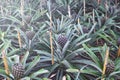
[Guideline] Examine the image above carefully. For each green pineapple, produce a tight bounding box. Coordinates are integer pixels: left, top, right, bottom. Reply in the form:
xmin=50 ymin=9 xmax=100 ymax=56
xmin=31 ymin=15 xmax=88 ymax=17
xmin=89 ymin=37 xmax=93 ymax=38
xmin=57 ymin=34 xmax=68 ymax=48
xmin=12 ymin=63 xmax=25 ymax=79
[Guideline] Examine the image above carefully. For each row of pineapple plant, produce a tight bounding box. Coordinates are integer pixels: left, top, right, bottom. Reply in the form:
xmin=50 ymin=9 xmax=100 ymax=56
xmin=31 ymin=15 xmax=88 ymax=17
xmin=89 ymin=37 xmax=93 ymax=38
xmin=0 ymin=0 xmax=120 ymax=80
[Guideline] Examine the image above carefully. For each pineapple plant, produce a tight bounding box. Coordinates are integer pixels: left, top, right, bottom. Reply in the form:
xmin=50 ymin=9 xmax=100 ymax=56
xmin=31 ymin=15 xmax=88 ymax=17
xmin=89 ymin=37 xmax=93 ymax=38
xmin=35 ymin=14 xmax=91 ymax=79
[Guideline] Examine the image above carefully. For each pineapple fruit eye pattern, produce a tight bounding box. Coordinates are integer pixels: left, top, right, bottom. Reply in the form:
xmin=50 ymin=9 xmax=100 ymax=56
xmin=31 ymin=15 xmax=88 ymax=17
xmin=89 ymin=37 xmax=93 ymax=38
xmin=0 ymin=0 xmax=120 ymax=80
xmin=12 ymin=63 xmax=25 ymax=79
xmin=105 ymin=62 xmax=115 ymax=76
xmin=57 ymin=34 xmax=68 ymax=48
xmin=26 ymin=31 xmax=35 ymax=40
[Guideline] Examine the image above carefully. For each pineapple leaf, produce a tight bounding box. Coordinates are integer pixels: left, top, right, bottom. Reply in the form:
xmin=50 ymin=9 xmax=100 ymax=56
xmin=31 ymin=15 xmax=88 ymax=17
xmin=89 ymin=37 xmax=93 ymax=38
xmin=66 ymin=69 xmax=79 ymax=73
xmin=25 ymin=55 xmax=40 ymax=75
xmin=21 ymin=51 xmax=29 ymax=67
xmin=30 ymin=69 xmax=49 ymax=78
xmin=82 ymin=44 xmax=101 ymax=68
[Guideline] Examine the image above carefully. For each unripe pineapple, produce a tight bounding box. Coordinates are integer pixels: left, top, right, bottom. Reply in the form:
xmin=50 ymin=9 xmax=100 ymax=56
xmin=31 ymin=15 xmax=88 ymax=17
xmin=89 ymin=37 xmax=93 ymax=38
xmin=26 ymin=31 xmax=35 ymax=40
xmin=105 ymin=62 xmax=115 ymax=75
xmin=57 ymin=34 xmax=68 ymax=47
xmin=12 ymin=63 xmax=25 ymax=79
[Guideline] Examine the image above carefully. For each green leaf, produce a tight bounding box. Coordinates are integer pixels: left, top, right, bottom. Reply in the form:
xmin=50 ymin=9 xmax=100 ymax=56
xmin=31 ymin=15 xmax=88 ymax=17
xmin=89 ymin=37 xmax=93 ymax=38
xmin=62 ymin=60 xmax=72 ymax=68
xmin=25 ymin=55 xmax=40 ymax=75
xmin=71 ymin=60 xmax=102 ymax=72
xmin=71 ymin=34 xmax=87 ymax=47
xmin=30 ymin=69 xmax=49 ymax=78
xmin=109 ymin=71 xmax=120 ymax=77
xmin=76 ymin=38 xmax=91 ymax=47
xmin=47 ymin=63 xmax=60 ymax=77
xmin=2 ymin=40 xmax=11 ymax=51
xmin=65 ymin=48 xmax=84 ymax=59
xmin=66 ymin=69 xmax=79 ymax=73
xmin=62 ymin=41 xmax=70 ymax=54
xmin=21 ymin=51 xmax=29 ymax=67
xmin=21 ymin=77 xmax=30 ymax=80
xmin=82 ymin=44 xmax=101 ymax=69
xmin=88 ymin=22 xmax=97 ymax=36
xmin=0 ymin=69 xmax=6 ymax=77
xmin=0 ymin=68 xmax=14 ymax=80
xmin=42 ymin=78 xmax=49 ymax=80
xmin=7 ymin=49 xmax=20 ymax=56
xmin=66 ymin=74 xmax=71 ymax=80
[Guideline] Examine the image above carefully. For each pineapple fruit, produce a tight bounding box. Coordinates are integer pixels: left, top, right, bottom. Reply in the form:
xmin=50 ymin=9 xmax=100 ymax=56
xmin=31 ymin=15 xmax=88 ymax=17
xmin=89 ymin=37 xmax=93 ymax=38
xmin=105 ymin=62 xmax=115 ymax=75
xmin=12 ymin=63 xmax=25 ymax=79
xmin=26 ymin=31 xmax=35 ymax=40
xmin=57 ymin=34 xmax=68 ymax=48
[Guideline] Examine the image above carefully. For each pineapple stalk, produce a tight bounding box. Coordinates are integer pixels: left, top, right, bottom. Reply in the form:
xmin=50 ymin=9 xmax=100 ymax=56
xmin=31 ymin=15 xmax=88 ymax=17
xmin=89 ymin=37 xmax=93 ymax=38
xmin=0 ymin=6 xmax=4 ymax=16
xmin=115 ymin=0 xmax=117 ymax=5
xmin=20 ymin=0 xmax=24 ymax=26
xmin=17 ymin=31 xmax=22 ymax=48
xmin=105 ymin=1 xmax=108 ymax=19
xmin=98 ymin=0 xmax=100 ymax=4
xmin=2 ymin=50 xmax=10 ymax=80
xmin=117 ymin=38 xmax=120 ymax=57
xmin=78 ymin=18 xmax=80 ymax=24
xmin=117 ymin=46 xmax=120 ymax=57
xmin=19 ymin=0 xmax=24 ymax=62
xmin=102 ymin=47 xmax=109 ymax=80
xmin=92 ymin=9 xmax=95 ymax=24
xmin=83 ymin=0 xmax=86 ymax=17
xmin=77 ymin=18 xmax=80 ymax=34
xmin=49 ymin=0 xmax=54 ymax=65
xmin=50 ymin=15 xmax=54 ymax=65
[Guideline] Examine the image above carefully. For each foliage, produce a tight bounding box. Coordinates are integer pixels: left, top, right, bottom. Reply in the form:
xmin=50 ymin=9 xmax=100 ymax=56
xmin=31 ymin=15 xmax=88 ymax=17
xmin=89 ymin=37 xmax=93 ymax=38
xmin=0 ymin=0 xmax=120 ymax=80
